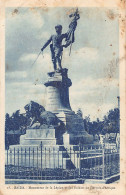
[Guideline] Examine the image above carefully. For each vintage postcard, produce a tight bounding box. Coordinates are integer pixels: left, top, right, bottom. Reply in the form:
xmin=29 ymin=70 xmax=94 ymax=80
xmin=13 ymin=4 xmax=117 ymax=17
xmin=0 ymin=0 xmax=125 ymax=195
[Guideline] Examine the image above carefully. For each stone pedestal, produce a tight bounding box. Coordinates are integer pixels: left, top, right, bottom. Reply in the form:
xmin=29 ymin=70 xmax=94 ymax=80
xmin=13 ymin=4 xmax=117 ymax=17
xmin=9 ymin=127 xmax=58 ymax=151
xmin=44 ymin=69 xmax=76 ymax=128
xmin=44 ymin=69 xmax=72 ymax=117
xmin=20 ymin=128 xmax=57 ymax=146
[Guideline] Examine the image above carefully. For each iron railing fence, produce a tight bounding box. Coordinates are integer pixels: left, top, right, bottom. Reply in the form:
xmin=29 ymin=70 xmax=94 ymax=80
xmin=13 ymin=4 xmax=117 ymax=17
xmin=5 ymin=144 xmax=120 ymax=180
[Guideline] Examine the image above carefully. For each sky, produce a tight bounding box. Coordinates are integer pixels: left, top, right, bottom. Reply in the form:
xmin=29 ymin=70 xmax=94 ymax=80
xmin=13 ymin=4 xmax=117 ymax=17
xmin=5 ymin=7 xmax=119 ymax=121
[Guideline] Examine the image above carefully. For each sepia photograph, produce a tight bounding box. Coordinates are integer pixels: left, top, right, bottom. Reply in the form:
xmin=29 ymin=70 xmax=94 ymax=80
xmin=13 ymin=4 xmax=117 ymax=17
xmin=0 ymin=0 xmax=125 ymax=195
xmin=5 ymin=6 xmax=120 ymax=184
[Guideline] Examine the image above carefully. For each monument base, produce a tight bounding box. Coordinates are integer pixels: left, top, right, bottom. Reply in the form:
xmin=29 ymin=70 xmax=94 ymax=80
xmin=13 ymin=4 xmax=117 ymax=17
xmin=20 ymin=128 xmax=57 ymax=146
xmin=9 ymin=127 xmax=59 ymax=151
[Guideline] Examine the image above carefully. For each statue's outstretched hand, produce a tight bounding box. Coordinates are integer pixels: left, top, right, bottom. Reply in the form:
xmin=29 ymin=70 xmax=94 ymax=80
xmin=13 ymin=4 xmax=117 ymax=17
xmin=41 ymin=48 xmax=44 ymax=52
xmin=62 ymin=41 xmax=71 ymax=49
xmin=62 ymin=45 xmax=67 ymax=49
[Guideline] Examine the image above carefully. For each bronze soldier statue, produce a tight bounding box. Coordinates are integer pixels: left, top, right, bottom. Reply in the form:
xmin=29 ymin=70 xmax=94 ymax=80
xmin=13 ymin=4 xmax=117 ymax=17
xmin=41 ymin=9 xmax=80 ymax=71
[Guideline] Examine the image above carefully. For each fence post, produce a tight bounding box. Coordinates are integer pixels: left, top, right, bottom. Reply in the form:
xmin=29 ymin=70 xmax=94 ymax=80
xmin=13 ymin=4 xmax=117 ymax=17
xmin=25 ymin=148 xmax=26 ymax=167
xmin=28 ymin=147 xmax=30 ymax=179
xmin=102 ymin=145 xmax=105 ymax=180
xmin=40 ymin=141 xmax=42 ymax=179
xmin=14 ymin=148 xmax=15 ymax=166
xmin=49 ymin=148 xmax=51 ymax=168
xmin=45 ymin=147 xmax=46 ymax=169
xmin=53 ymin=147 xmax=55 ymax=169
xmin=7 ymin=148 xmax=8 ymax=166
xmin=37 ymin=147 xmax=38 ymax=169
xmin=18 ymin=149 xmax=19 ymax=172
xmin=79 ymin=142 xmax=81 ymax=177
xmin=57 ymin=148 xmax=59 ymax=169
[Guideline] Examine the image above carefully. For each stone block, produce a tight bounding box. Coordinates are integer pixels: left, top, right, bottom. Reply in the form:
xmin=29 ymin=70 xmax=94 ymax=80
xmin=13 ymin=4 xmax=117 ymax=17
xmin=19 ymin=128 xmax=57 ymax=146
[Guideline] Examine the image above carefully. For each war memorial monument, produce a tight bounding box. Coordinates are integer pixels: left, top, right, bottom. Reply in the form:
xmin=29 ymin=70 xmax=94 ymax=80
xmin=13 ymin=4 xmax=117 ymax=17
xmin=5 ymin=8 xmax=120 ymax=184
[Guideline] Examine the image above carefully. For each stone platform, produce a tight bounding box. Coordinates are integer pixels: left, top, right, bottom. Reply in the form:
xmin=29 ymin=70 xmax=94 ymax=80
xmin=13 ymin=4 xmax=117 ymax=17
xmin=44 ymin=68 xmax=72 ymax=121
xmin=19 ymin=128 xmax=57 ymax=146
xmin=9 ymin=127 xmax=59 ymax=151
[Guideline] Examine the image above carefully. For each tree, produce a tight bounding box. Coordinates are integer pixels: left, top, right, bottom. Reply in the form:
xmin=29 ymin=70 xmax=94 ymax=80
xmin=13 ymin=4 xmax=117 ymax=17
xmin=5 ymin=113 xmax=11 ymax=132
xmin=102 ymin=108 xmax=119 ymax=134
xmin=83 ymin=108 xmax=119 ymax=135
xmin=77 ymin=108 xmax=83 ymax=118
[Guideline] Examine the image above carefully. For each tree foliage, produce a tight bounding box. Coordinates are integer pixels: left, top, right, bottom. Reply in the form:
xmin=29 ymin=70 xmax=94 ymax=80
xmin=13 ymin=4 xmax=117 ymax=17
xmin=84 ymin=108 xmax=120 ymax=135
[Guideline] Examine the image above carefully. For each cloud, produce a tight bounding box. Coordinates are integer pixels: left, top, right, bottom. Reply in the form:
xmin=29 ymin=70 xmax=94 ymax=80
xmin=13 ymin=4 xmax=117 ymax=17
xmin=61 ymin=46 xmax=100 ymax=82
xmin=70 ymin=77 xmax=119 ymax=100
xmin=62 ymin=46 xmax=99 ymax=65
xmin=19 ymin=52 xmax=53 ymax=82
xmin=36 ymin=31 xmax=51 ymax=40
xmin=6 ymin=81 xmax=31 ymax=88
xmin=6 ymin=71 xmax=27 ymax=79
xmin=6 ymin=81 xmax=45 ymax=94
xmin=76 ymin=47 xmax=99 ymax=61
xmin=19 ymin=53 xmax=37 ymax=62
xmin=6 ymin=81 xmax=46 ymax=115
xmin=75 ymin=77 xmax=119 ymax=90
